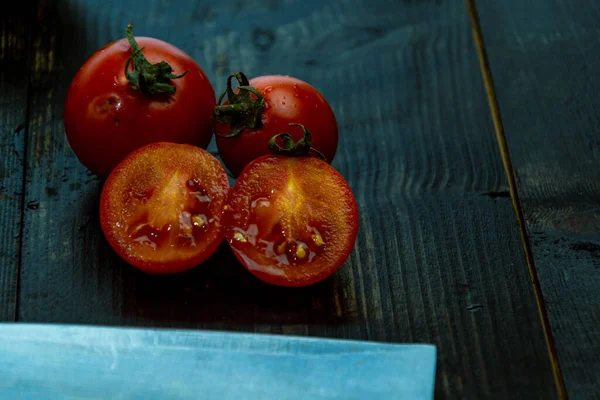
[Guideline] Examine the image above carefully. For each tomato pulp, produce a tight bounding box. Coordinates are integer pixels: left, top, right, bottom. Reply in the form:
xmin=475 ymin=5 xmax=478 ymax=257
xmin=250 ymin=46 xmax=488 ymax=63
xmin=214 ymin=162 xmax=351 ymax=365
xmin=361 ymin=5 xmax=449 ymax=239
xmin=100 ymin=143 xmax=229 ymax=274
xmin=214 ymin=75 xmax=338 ymax=177
xmin=65 ymin=32 xmax=215 ymax=177
xmin=224 ymin=155 xmax=358 ymax=286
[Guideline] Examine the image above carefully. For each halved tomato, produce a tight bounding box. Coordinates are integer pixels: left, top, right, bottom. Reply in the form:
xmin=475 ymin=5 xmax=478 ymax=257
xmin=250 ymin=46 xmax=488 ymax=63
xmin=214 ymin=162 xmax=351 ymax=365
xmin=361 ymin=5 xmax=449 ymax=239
xmin=224 ymin=155 xmax=358 ymax=287
xmin=100 ymin=142 xmax=229 ymax=274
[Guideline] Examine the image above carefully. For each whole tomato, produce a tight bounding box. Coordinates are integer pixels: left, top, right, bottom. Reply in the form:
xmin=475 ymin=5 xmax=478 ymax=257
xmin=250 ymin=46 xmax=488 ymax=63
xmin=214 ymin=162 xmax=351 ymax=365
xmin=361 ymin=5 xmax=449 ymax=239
xmin=64 ymin=24 xmax=215 ymax=177
xmin=213 ymin=73 xmax=338 ymax=177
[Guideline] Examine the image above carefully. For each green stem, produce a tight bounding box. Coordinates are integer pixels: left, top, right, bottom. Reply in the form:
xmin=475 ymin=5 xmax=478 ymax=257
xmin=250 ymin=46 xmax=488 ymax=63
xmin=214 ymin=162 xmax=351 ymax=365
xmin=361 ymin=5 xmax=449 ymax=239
xmin=212 ymin=72 xmax=265 ymax=138
xmin=124 ymin=23 xmax=187 ymax=95
xmin=213 ymin=104 xmax=244 ymax=116
xmin=268 ymin=124 xmax=327 ymax=161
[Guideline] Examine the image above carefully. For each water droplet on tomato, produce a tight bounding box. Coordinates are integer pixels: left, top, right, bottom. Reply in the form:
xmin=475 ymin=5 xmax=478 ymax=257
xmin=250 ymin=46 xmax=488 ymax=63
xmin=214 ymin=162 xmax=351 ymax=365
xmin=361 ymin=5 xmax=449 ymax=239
xmin=260 ymin=239 xmax=276 ymax=257
xmin=192 ymin=192 xmax=211 ymax=203
xmin=247 ymin=224 xmax=259 ymax=236
xmin=251 ymin=197 xmax=270 ymax=209
xmin=177 ymin=232 xmax=196 ymax=247
xmin=179 ymin=211 xmax=193 ymax=234
xmin=133 ymin=235 xmax=157 ymax=250
xmin=187 ymin=178 xmax=199 ymax=187
xmin=275 ymin=253 xmax=290 ymax=265
xmin=264 ymin=86 xmax=273 ymax=93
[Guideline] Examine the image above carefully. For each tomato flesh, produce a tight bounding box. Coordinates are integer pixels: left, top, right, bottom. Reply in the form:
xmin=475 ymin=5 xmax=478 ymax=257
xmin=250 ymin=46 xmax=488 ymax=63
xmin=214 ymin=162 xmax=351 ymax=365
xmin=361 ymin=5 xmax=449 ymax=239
xmin=225 ymin=156 xmax=358 ymax=286
xmin=100 ymin=143 xmax=229 ymax=274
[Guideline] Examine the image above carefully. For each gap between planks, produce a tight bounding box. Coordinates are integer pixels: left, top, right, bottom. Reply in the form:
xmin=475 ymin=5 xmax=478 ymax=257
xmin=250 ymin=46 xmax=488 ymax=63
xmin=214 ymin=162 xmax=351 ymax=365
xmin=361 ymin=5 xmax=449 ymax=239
xmin=465 ymin=0 xmax=567 ymax=398
xmin=13 ymin=0 xmax=38 ymax=323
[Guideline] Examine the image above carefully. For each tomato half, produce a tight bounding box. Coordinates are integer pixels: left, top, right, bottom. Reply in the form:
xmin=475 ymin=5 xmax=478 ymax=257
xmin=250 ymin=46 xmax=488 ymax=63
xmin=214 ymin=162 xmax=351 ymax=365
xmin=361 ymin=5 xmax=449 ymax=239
xmin=65 ymin=26 xmax=215 ymax=177
xmin=100 ymin=142 xmax=229 ymax=274
xmin=214 ymin=74 xmax=338 ymax=177
xmin=224 ymin=155 xmax=358 ymax=286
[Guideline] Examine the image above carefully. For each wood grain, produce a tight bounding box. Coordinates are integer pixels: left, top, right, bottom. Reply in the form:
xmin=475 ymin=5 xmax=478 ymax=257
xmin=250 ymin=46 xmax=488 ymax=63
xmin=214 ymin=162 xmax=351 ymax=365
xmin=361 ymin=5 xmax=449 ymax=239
xmin=15 ymin=0 xmax=556 ymax=397
xmin=475 ymin=1 xmax=600 ymax=397
xmin=0 ymin=5 xmax=34 ymax=321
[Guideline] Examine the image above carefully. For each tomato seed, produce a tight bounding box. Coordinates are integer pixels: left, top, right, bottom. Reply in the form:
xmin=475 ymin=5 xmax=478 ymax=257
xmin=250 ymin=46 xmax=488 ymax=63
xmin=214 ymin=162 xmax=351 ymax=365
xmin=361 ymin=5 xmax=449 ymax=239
xmin=233 ymin=232 xmax=247 ymax=242
xmin=311 ymin=233 xmax=325 ymax=246
xmin=276 ymin=241 xmax=287 ymax=255
xmin=296 ymin=244 xmax=307 ymax=259
xmin=192 ymin=214 xmax=205 ymax=228
xmin=131 ymin=223 xmax=148 ymax=235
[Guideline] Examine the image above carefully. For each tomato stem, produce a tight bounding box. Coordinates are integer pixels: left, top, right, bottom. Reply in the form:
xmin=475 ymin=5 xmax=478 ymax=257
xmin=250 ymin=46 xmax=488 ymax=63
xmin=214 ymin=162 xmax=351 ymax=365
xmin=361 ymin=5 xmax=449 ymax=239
xmin=124 ymin=23 xmax=188 ymax=95
xmin=268 ymin=124 xmax=327 ymax=161
xmin=213 ymin=103 xmax=244 ymax=115
xmin=212 ymin=72 xmax=265 ymax=138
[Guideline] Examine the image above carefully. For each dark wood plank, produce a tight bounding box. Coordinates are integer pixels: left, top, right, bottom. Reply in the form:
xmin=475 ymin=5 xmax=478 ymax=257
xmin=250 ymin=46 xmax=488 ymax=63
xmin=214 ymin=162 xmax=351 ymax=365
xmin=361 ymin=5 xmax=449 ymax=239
xmin=475 ymin=1 xmax=600 ymax=397
xmin=0 ymin=5 xmax=35 ymax=321
xmin=19 ymin=0 xmax=556 ymax=397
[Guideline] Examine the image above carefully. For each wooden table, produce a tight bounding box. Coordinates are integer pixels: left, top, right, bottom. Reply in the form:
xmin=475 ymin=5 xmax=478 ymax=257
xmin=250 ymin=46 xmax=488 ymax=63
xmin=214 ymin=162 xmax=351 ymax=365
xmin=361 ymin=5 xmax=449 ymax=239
xmin=1 ymin=0 xmax=597 ymax=398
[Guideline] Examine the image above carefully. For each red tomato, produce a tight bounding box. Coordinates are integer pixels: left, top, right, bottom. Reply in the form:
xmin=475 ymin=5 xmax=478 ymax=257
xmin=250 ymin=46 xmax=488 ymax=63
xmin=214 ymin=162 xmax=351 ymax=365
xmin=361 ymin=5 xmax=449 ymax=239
xmin=100 ymin=142 xmax=229 ymax=274
xmin=65 ymin=25 xmax=215 ymax=177
xmin=214 ymin=74 xmax=338 ymax=177
xmin=224 ymin=155 xmax=358 ymax=286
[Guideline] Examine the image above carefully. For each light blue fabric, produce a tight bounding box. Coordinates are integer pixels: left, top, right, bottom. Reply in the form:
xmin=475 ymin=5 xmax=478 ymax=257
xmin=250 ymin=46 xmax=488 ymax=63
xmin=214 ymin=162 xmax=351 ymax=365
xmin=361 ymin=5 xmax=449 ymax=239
xmin=0 ymin=324 xmax=436 ymax=399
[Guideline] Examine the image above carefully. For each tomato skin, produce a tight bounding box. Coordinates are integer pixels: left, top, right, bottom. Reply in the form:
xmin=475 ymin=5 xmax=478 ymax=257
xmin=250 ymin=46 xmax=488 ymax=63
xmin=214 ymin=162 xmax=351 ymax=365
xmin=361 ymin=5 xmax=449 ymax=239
xmin=100 ymin=142 xmax=229 ymax=274
xmin=65 ymin=37 xmax=216 ymax=177
xmin=224 ymin=155 xmax=358 ymax=287
xmin=215 ymin=76 xmax=338 ymax=177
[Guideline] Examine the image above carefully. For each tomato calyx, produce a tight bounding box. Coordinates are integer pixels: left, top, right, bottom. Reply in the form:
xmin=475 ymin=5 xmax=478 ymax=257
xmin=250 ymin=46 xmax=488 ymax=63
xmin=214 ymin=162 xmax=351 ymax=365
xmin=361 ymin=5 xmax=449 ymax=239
xmin=268 ymin=123 xmax=327 ymax=161
xmin=212 ymin=72 xmax=265 ymax=138
xmin=124 ymin=23 xmax=188 ymax=95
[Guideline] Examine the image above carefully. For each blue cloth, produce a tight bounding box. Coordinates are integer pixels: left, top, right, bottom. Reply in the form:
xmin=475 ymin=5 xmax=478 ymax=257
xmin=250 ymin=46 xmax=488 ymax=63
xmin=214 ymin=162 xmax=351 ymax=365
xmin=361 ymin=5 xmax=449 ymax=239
xmin=0 ymin=324 xmax=436 ymax=399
